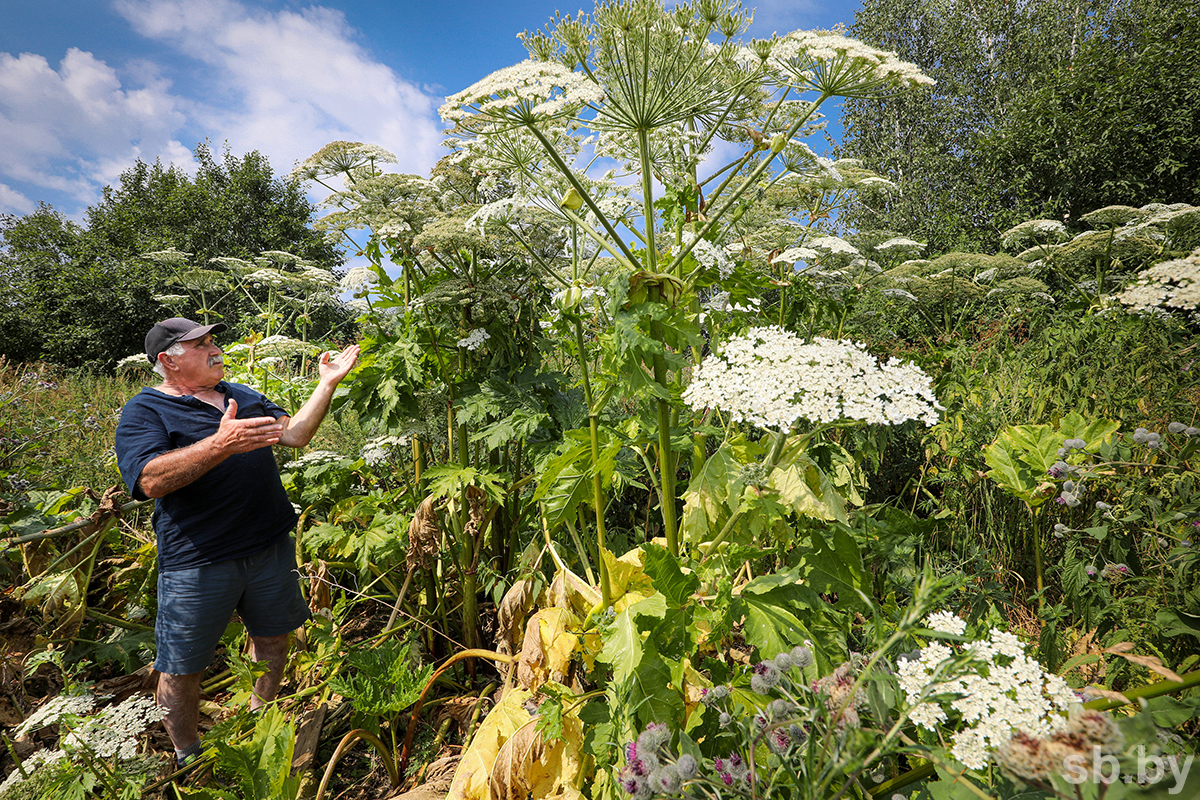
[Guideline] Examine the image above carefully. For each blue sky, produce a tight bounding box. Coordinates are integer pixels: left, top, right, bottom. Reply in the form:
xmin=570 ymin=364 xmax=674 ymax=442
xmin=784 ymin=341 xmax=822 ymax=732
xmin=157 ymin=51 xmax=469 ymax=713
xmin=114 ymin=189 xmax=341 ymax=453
xmin=0 ymin=0 xmax=863 ymax=219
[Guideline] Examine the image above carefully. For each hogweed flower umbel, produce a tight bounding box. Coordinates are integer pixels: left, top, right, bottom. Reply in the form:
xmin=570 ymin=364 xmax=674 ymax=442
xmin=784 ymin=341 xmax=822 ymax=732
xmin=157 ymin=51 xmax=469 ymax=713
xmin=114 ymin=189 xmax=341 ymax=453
xmin=439 ymin=59 xmax=605 ymax=128
xmin=682 ymin=327 xmax=943 ymax=430
xmin=896 ymin=615 xmax=1077 ymax=770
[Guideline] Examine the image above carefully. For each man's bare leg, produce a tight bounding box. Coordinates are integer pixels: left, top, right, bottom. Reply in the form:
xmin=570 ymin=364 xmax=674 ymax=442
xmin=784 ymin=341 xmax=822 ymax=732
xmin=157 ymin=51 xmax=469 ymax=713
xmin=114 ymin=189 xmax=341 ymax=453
xmin=156 ymin=670 xmax=203 ymax=753
xmin=248 ymin=634 xmax=290 ymax=709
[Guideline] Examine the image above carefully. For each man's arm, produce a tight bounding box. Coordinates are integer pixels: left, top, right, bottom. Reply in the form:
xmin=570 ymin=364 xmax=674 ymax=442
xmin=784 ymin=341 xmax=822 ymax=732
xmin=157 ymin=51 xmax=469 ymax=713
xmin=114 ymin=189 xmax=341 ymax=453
xmin=137 ymin=399 xmax=284 ymax=499
xmin=278 ymin=345 xmax=360 ymax=449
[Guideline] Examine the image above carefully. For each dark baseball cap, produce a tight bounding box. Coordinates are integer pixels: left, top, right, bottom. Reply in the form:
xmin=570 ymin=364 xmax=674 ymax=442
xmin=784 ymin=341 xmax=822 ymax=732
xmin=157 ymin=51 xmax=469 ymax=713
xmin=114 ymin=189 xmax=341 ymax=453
xmin=145 ymin=317 xmax=228 ymax=364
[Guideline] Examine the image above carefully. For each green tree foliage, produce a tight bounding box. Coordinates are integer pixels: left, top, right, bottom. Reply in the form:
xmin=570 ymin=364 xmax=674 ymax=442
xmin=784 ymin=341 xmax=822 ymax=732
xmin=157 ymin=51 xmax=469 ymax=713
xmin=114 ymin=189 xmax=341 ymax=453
xmin=0 ymin=205 xmax=164 ymax=370
xmin=85 ymin=142 xmax=337 ymax=266
xmin=840 ymin=0 xmax=1182 ymax=252
xmin=0 ymin=143 xmax=342 ymax=370
xmin=983 ymin=4 xmax=1200 ymax=221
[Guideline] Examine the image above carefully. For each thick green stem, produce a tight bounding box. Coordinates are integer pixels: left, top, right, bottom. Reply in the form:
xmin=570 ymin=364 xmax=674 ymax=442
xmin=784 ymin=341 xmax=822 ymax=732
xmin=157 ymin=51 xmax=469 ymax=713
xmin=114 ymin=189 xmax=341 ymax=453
xmin=649 ymin=318 xmax=678 ymax=555
xmin=1032 ymin=505 xmax=1046 ymax=608
xmin=638 ymin=128 xmax=657 ymax=272
xmin=574 ymin=318 xmax=612 ymax=608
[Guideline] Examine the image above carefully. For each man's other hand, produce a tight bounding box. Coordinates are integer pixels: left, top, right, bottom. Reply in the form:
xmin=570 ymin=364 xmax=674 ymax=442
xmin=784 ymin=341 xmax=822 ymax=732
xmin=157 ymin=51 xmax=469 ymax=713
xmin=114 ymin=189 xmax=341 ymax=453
xmin=215 ymin=399 xmax=283 ymax=454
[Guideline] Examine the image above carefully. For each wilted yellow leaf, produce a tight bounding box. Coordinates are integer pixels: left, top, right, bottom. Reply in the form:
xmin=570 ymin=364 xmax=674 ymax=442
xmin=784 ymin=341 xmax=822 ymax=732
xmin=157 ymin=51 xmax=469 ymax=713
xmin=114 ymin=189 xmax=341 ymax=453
xmin=540 ymin=607 xmax=580 ymax=682
xmin=450 ymin=688 xmax=590 ymax=800
xmin=492 ymin=701 xmax=586 ymax=800
xmin=518 ymin=608 xmax=581 ymax=691
xmin=448 ymin=689 xmax=535 ymax=800
xmin=601 ymin=547 xmax=655 ymax=605
xmin=549 ymin=567 xmax=600 ymax=617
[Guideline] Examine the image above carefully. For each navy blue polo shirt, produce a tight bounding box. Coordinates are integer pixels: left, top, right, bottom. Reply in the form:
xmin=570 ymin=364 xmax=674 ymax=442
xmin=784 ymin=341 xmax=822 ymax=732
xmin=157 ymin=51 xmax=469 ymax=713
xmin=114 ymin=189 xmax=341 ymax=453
xmin=115 ymin=381 xmax=299 ymax=572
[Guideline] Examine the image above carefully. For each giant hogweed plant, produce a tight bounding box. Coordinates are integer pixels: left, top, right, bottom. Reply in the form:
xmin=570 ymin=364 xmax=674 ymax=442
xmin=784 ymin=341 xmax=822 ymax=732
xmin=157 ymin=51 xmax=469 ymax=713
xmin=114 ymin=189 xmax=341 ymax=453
xmin=435 ymin=0 xmax=936 ymax=574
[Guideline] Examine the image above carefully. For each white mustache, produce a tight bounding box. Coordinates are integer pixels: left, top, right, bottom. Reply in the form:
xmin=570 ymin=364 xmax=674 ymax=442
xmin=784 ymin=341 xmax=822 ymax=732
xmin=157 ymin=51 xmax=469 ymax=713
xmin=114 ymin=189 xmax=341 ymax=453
xmin=208 ymin=356 xmax=224 ymax=367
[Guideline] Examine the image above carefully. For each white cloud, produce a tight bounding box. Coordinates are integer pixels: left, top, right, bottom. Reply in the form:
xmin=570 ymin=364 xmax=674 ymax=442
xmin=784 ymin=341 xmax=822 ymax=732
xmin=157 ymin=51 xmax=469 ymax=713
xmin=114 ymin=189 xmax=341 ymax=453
xmin=0 ymin=48 xmax=192 ymax=209
xmin=0 ymin=182 xmax=36 ymax=215
xmin=112 ymin=0 xmax=444 ymax=178
xmin=0 ymin=0 xmax=444 ymax=217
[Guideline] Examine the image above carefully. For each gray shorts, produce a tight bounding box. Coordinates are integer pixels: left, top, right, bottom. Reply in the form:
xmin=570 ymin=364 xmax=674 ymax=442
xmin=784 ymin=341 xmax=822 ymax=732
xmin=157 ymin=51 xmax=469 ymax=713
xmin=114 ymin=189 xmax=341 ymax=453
xmin=153 ymin=534 xmax=310 ymax=676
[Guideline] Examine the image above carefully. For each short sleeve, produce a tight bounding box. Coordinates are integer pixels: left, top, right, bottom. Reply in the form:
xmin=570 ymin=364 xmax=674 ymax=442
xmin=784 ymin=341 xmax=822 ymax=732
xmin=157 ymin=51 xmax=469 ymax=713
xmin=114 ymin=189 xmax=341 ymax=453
xmin=260 ymin=392 xmax=291 ymax=420
xmin=114 ymin=397 xmax=171 ymax=501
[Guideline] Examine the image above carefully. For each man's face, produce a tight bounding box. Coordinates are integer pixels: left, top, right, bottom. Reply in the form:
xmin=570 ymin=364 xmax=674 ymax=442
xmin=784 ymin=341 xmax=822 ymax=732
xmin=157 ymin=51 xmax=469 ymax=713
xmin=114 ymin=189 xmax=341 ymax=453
xmin=164 ymin=333 xmax=224 ymax=386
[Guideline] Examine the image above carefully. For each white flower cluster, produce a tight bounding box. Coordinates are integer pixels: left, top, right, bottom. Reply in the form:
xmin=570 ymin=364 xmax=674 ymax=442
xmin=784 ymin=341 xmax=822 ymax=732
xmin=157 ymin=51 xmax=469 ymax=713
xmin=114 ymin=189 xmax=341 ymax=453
xmin=0 ymin=748 xmax=66 ymax=793
xmin=249 ymin=335 xmax=315 ymax=358
xmin=245 ymin=268 xmax=291 ymax=288
xmin=682 ymin=327 xmax=943 ymax=430
xmin=897 ymin=619 xmax=1077 ymax=770
xmin=466 ymin=198 xmax=524 ymax=233
xmin=457 ymin=328 xmax=491 ymax=351
xmin=284 ymin=450 xmax=344 ymax=469
xmin=361 ymin=434 xmax=410 ymax=466
xmin=856 ymin=176 xmax=897 ymax=192
xmin=682 ymin=232 xmax=735 ymax=279
xmin=806 ymin=235 xmax=860 ymax=256
xmin=1000 ymin=219 xmax=1069 ymax=251
xmin=4 ymin=693 xmax=166 ymax=792
xmin=14 ymin=693 xmax=97 ymax=738
xmin=292 ymin=141 xmax=397 ymax=181
xmin=876 ymin=237 xmax=926 ymax=254
xmin=1115 ymin=247 xmax=1200 ymax=313
xmin=117 ymin=353 xmax=153 ymax=371
xmin=61 ymin=694 xmax=167 ymax=760
xmin=925 ymin=610 xmax=967 ymax=635
xmin=771 ymin=246 xmax=818 ymax=265
xmin=140 ymin=248 xmax=192 ymax=266
xmin=769 ymin=30 xmax=934 ymax=91
xmin=440 ymin=60 xmax=605 ymax=124
xmin=339 ymin=265 xmax=379 ymax=293
xmin=295 ymin=266 xmax=337 ymax=290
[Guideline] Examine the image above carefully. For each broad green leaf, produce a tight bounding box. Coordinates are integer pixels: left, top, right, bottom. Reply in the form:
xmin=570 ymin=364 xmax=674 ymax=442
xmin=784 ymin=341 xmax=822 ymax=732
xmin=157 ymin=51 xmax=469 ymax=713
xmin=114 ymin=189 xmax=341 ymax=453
xmin=1058 ymin=412 xmax=1120 ymax=451
xmin=769 ymin=460 xmax=847 ymax=523
xmin=738 ymin=588 xmax=820 ymax=660
xmin=984 ymin=429 xmax=1052 ymax=507
xmin=680 ymin=442 xmax=743 ymax=546
xmin=795 ymin=528 xmax=871 ymax=613
xmin=1157 ymin=608 xmax=1200 ymax=641
xmin=598 ymin=606 xmax=643 ymax=683
xmin=628 ymin=640 xmax=684 ymax=728
xmin=642 ymin=543 xmax=700 ymax=608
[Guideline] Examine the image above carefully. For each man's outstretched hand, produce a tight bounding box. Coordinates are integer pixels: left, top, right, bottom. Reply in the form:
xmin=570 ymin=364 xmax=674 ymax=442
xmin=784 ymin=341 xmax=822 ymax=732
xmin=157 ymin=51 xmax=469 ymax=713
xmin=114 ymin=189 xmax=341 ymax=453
xmin=317 ymin=344 xmax=360 ymax=386
xmin=214 ymin=398 xmax=283 ymax=454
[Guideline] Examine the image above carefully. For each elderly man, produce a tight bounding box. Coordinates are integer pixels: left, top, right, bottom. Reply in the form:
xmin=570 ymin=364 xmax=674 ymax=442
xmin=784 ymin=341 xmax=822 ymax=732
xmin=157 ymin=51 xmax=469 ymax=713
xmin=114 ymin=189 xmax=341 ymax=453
xmin=114 ymin=317 xmax=358 ymax=768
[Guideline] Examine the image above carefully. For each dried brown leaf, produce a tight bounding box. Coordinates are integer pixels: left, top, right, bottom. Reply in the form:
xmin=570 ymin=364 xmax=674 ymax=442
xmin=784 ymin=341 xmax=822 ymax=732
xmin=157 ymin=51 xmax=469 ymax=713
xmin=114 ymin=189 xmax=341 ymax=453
xmin=408 ymin=497 xmax=440 ymax=572
xmin=497 ymin=578 xmax=537 ymax=669
xmin=1108 ymin=651 xmax=1184 ymax=683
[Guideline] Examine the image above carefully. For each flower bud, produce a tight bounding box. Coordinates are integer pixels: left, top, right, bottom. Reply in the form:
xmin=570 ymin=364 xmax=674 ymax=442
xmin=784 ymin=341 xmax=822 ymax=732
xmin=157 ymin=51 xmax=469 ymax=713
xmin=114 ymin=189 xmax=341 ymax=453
xmin=675 ymin=753 xmax=698 ymax=779
xmin=770 ymin=132 xmax=787 ymax=153
xmin=559 ymin=187 xmax=585 ymax=211
xmin=554 ymin=285 xmax=584 ymax=312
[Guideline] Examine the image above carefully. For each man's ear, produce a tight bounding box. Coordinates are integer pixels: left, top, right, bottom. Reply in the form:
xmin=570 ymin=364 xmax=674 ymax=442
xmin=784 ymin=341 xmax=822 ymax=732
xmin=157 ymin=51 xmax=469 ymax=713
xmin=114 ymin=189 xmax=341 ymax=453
xmin=157 ymin=353 xmax=174 ymax=372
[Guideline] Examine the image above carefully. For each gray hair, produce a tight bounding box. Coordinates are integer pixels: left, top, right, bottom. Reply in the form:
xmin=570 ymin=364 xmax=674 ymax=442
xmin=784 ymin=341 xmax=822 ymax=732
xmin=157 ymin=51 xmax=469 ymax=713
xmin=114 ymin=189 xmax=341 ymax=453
xmin=152 ymin=342 xmax=186 ymax=377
